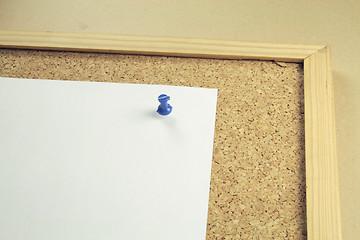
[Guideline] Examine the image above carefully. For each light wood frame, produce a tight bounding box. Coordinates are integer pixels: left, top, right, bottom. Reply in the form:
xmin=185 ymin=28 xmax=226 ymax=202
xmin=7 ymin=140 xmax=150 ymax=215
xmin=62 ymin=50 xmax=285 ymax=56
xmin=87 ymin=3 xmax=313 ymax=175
xmin=0 ymin=30 xmax=342 ymax=240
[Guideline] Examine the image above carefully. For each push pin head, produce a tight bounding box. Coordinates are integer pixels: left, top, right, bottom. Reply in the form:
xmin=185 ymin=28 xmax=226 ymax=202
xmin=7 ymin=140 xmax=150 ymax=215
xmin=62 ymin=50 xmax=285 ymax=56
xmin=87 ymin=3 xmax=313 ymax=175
xmin=157 ymin=94 xmax=173 ymax=115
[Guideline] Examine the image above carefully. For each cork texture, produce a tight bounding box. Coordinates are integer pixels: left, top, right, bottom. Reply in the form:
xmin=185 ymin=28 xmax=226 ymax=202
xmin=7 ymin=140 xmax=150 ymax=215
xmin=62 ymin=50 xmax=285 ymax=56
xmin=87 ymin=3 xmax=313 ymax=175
xmin=0 ymin=49 xmax=306 ymax=239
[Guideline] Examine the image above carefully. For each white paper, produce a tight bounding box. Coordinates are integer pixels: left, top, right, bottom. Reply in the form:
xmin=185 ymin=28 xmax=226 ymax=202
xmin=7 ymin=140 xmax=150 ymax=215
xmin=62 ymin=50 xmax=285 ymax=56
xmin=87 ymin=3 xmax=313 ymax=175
xmin=0 ymin=77 xmax=218 ymax=240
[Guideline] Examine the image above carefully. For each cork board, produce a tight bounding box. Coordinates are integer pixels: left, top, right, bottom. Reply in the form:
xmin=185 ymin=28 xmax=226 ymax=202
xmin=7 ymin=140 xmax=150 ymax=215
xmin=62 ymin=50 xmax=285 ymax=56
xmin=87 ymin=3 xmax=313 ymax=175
xmin=0 ymin=49 xmax=306 ymax=239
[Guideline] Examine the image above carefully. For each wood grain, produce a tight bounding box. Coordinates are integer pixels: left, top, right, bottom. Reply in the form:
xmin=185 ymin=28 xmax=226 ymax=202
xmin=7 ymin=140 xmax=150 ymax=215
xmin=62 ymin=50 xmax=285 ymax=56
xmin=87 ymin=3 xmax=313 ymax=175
xmin=0 ymin=30 xmax=342 ymax=239
xmin=0 ymin=30 xmax=324 ymax=62
xmin=304 ymin=47 xmax=342 ymax=240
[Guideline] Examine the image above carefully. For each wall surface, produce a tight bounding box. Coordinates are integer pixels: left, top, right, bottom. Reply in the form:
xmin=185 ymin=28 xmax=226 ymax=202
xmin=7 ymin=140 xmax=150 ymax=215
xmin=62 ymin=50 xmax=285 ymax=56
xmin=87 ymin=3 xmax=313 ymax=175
xmin=1 ymin=0 xmax=359 ymax=238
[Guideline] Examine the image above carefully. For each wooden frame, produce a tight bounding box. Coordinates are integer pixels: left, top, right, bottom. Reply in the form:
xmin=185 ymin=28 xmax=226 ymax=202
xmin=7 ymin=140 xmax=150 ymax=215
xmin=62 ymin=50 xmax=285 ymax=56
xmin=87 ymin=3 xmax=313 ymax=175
xmin=0 ymin=30 xmax=342 ymax=239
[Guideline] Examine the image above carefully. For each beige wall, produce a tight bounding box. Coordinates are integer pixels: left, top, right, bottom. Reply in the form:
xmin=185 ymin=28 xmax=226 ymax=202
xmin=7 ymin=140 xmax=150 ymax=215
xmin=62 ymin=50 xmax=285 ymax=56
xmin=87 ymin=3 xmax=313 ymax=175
xmin=1 ymin=0 xmax=359 ymax=238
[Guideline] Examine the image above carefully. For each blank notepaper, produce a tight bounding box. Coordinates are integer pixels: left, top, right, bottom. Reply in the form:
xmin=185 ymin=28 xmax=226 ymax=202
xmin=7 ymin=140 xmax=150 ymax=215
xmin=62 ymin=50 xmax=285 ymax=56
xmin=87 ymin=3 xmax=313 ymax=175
xmin=0 ymin=77 xmax=218 ymax=240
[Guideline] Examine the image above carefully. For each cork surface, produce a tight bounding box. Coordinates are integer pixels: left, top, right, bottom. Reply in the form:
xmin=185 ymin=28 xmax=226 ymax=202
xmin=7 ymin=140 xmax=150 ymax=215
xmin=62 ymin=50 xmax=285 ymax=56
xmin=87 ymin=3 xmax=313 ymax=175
xmin=0 ymin=49 xmax=306 ymax=239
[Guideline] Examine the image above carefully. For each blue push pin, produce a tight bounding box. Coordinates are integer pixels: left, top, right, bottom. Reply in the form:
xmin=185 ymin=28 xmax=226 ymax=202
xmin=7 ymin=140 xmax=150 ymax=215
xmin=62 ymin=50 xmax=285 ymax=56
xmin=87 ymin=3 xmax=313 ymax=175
xmin=157 ymin=94 xmax=173 ymax=115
